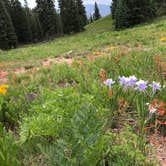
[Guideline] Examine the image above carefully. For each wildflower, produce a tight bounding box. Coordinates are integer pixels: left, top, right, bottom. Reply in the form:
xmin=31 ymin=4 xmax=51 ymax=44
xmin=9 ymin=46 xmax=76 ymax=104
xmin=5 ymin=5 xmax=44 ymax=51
xmin=100 ymin=69 xmax=106 ymax=82
xmin=128 ymin=76 xmax=137 ymax=87
xmin=119 ymin=76 xmax=137 ymax=89
xmin=0 ymin=84 xmax=8 ymax=95
xmin=144 ymin=124 xmax=152 ymax=131
xmin=160 ymin=37 xmax=166 ymax=42
xmin=157 ymin=109 xmax=165 ymax=116
xmin=135 ymin=80 xmax=148 ymax=92
xmin=119 ymin=76 xmax=128 ymax=86
xmin=108 ymin=90 xmax=113 ymax=97
xmin=149 ymin=81 xmax=161 ymax=94
xmin=109 ymin=46 xmax=117 ymax=51
xmin=104 ymin=79 xmax=115 ymax=87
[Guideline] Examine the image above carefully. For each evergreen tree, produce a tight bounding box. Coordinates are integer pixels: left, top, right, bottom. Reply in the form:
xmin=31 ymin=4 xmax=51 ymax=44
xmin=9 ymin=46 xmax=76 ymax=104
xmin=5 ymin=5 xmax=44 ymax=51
xmin=36 ymin=0 xmax=57 ymax=38
xmin=76 ymin=0 xmax=87 ymax=30
xmin=59 ymin=0 xmax=78 ymax=33
xmin=89 ymin=14 xmax=93 ymax=23
xmin=111 ymin=0 xmax=117 ymax=19
xmin=156 ymin=0 xmax=166 ymax=16
xmin=114 ymin=0 xmax=129 ymax=29
xmin=10 ymin=0 xmax=32 ymax=43
xmin=93 ymin=2 xmax=101 ymax=21
xmin=0 ymin=0 xmax=17 ymax=49
xmin=31 ymin=12 xmax=43 ymax=42
xmin=113 ymin=0 xmax=156 ymax=29
xmin=56 ymin=12 xmax=63 ymax=35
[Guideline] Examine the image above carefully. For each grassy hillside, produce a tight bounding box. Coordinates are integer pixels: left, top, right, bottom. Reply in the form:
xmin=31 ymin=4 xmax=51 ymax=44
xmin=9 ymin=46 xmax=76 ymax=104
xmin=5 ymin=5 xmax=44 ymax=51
xmin=0 ymin=15 xmax=165 ymax=70
xmin=0 ymin=16 xmax=166 ymax=165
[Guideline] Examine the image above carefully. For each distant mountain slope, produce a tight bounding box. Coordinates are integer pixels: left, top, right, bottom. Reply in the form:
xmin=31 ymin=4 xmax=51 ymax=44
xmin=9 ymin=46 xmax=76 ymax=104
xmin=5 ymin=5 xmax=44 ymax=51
xmin=85 ymin=4 xmax=111 ymax=18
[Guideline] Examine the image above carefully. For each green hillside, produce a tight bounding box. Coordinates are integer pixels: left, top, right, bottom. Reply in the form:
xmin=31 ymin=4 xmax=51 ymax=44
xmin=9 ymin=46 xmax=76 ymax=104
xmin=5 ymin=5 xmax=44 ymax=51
xmin=0 ymin=16 xmax=166 ymax=166
xmin=0 ymin=15 xmax=165 ymax=70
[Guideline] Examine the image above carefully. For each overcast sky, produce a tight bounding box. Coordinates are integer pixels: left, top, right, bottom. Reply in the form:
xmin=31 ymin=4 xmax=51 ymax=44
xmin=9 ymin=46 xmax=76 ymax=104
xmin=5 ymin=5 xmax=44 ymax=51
xmin=20 ymin=0 xmax=111 ymax=8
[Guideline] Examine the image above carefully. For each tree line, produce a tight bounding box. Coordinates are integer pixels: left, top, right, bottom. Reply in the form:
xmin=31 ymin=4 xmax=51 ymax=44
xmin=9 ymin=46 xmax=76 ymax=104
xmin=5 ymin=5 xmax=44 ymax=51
xmin=111 ymin=0 xmax=166 ymax=29
xmin=0 ymin=0 xmax=90 ymax=50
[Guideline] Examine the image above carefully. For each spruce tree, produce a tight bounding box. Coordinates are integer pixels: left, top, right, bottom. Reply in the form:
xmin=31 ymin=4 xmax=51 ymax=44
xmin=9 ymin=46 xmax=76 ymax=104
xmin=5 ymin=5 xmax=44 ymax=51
xmin=93 ymin=2 xmax=101 ymax=21
xmin=36 ymin=0 xmax=57 ymax=38
xmin=0 ymin=0 xmax=17 ymax=49
xmin=10 ymin=0 xmax=32 ymax=43
xmin=59 ymin=0 xmax=78 ymax=34
xmin=114 ymin=0 xmax=129 ymax=29
xmin=76 ymin=0 xmax=87 ymax=30
xmin=31 ymin=12 xmax=43 ymax=42
xmin=89 ymin=14 xmax=93 ymax=23
xmin=111 ymin=0 xmax=117 ymax=19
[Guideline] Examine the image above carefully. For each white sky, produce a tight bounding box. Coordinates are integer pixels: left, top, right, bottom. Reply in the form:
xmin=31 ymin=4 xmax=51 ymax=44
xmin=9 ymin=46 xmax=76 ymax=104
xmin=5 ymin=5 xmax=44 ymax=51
xmin=20 ymin=0 xmax=111 ymax=8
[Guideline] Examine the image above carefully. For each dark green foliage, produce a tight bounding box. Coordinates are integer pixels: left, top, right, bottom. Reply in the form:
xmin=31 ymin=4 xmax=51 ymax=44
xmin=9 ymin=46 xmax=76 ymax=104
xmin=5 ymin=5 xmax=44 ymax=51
xmin=30 ymin=12 xmax=43 ymax=42
xmin=93 ymin=2 xmax=101 ymax=21
xmin=113 ymin=0 xmax=157 ymax=29
xmin=10 ymin=0 xmax=32 ymax=43
xmin=114 ymin=0 xmax=129 ymax=29
xmin=89 ymin=14 xmax=94 ymax=23
xmin=0 ymin=0 xmax=17 ymax=50
xmin=35 ymin=0 xmax=57 ymax=38
xmin=59 ymin=0 xmax=87 ymax=34
xmin=76 ymin=0 xmax=87 ymax=30
xmin=111 ymin=0 xmax=117 ymax=19
xmin=156 ymin=0 xmax=166 ymax=16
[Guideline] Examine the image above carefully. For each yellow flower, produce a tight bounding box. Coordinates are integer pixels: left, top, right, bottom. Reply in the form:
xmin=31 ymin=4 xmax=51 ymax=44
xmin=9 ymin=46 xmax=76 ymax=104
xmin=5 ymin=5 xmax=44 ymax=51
xmin=109 ymin=46 xmax=117 ymax=51
xmin=0 ymin=84 xmax=8 ymax=95
xmin=160 ymin=37 xmax=166 ymax=42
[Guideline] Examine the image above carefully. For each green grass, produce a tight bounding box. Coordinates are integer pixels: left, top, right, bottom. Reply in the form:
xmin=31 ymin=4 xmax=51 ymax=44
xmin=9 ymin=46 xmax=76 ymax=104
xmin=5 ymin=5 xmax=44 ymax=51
xmin=0 ymin=15 xmax=166 ymax=166
xmin=0 ymin=15 xmax=166 ymax=70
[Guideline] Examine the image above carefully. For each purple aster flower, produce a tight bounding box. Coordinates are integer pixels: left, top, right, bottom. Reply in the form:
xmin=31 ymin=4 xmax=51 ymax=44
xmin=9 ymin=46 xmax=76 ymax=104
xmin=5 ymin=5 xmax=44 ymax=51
xmin=119 ymin=76 xmax=137 ymax=89
xmin=128 ymin=76 xmax=137 ymax=87
xmin=104 ymin=79 xmax=115 ymax=87
xmin=119 ymin=76 xmax=127 ymax=85
xmin=149 ymin=81 xmax=161 ymax=94
xmin=135 ymin=80 xmax=148 ymax=92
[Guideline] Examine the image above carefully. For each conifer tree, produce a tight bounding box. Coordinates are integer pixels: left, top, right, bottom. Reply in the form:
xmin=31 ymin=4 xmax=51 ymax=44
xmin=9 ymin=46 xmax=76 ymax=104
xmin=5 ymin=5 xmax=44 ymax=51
xmin=111 ymin=0 xmax=117 ymax=19
xmin=76 ymin=0 xmax=87 ymax=30
xmin=31 ymin=12 xmax=43 ymax=42
xmin=0 ymin=0 xmax=17 ymax=49
xmin=10 ymin=0 xmax=32 ymax=43
xmin=36 ymin=0 xmax=57 ymax=38
xmin=114 ymin=0 xmax=129 ymax=29
xmin=93 ymin=2 xmax=101 ymax=21
xmin=89 ymin=14 xmax=93 ymax=23
xmin=59 ymin=0 xmax=76 ymax=33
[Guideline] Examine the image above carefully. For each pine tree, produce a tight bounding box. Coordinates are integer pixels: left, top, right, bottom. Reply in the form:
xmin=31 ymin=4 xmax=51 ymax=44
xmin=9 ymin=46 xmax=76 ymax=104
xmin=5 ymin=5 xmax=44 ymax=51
xmin=0 ymin=0 xmax=17 ymax=49
xmin=76 ymin=0 xmax=87 ymax=30
xmin=93 ymin=2 xmax=101 ymax=21
xmin=36 ymin=0 xmax=57 ymax=38
xmin=10 ymin=0 xmax=32 ymax=43
xmin=114 ymin=0 xmax=129 ymax=29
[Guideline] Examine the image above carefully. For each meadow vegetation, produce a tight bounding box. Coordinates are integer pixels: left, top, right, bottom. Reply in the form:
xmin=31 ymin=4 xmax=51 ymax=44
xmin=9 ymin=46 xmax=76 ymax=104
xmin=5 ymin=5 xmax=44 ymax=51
xmin=0 ymin=15 xmax=166 ymax=165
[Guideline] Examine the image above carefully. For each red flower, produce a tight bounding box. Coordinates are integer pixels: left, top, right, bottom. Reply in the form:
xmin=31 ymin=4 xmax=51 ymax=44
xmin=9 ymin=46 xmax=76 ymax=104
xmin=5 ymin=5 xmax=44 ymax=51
xmin=100 ymin=69 xmax=106 ymax=82
xmin=157 ymin=109 xmax=165 ymax=116
xmin=108 ymin=90 xmax=113 ymax=97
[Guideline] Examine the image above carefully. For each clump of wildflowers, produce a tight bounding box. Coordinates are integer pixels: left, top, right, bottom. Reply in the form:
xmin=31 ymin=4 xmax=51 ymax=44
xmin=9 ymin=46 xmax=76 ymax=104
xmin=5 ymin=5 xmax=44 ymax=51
xmin=119 ymin=76 xmax=137 ymax=89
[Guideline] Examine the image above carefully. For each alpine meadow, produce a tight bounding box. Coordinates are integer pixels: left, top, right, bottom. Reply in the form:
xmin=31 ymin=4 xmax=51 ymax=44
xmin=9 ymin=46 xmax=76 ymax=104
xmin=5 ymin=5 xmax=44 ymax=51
xmin=0 ymin=0 xmax=166 ymax=165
